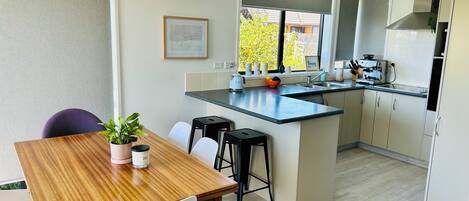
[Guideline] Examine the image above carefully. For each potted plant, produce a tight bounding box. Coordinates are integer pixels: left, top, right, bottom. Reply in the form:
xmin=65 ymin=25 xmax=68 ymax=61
xmin=99 ymin=113 xmax=147 ymax=164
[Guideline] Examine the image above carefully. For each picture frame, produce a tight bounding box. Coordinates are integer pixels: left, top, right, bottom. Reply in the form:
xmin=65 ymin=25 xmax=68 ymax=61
xmin=305 ymin=56 xmax=320 ymax=71
xmin=163 ymin=16 xmax=208 ymax=59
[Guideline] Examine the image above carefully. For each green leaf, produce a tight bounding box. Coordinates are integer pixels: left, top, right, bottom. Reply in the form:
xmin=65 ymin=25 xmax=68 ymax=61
xmin=99 ymin=112 xmax=146 ymax=144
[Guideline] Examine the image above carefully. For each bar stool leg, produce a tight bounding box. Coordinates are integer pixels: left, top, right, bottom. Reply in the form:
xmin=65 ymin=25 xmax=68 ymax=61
xmin=263 ymin=143 xmax=274 ymax=201
xmin=188 ymin=125 xmax=197 ymax=153
xmin=236 ymin=144 xmax=244 ymax=201
xmin=228 ymin=142 xmax=235 ymax=177
xmin=217 ymin=139 xmax=226 ymax=172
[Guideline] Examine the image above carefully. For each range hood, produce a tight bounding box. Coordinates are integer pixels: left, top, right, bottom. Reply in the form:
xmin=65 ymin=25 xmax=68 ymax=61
xmin=386 ymin=0 xmax=433 ymax=30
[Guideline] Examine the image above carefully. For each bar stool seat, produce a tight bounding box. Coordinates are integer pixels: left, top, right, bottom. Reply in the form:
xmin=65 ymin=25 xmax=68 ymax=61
xmin=218 ymin=128 xmax=273 ymax=201
xmin=188 ymin=116 xmax=232 ymax=169
xmin=188 ymin=116 xmax=232 ymax=152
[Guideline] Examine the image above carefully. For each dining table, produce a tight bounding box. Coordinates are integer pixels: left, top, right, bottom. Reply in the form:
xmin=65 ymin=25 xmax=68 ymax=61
xmin=14 ymin=129 xmax=237 ymax=201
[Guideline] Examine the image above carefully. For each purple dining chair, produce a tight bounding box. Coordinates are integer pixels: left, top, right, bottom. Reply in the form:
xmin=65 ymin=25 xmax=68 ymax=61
xmin=42 ymin=108 xmax=105 ymax=138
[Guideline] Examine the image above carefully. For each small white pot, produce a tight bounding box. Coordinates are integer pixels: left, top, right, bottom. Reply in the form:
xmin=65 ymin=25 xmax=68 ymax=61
xmin=132 ymin=144 xmax=150 ymax=168
xmin=261 ymin=63 xmax=268 ymax=76
xmin=253 ymin=63 xmax=260 ymax=76
xmin=245 ymin=64 xmax=252 ymax=76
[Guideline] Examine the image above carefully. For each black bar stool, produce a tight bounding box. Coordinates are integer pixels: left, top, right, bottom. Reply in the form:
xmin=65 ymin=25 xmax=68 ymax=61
xmin=188 ymin=116 xmax=232 ymax=167
xmin=218 ymin=128 xmax=273 ymax=201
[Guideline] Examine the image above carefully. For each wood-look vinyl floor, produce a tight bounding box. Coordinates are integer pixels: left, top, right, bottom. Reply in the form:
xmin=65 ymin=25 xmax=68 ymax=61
xmin=335 ymin=148 xmax=427 ymax=201
xmin=223 ymin=148 xmax=427 ymax=201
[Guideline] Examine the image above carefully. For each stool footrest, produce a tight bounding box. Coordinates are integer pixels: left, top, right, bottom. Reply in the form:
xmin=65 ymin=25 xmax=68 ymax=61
xmin=220 ymin=165 xmax=233 ymax=169
xmin=235 ymin=186 xmax=270 ymax=195
xmin=248 ymin=173 xmax=269 ymax=185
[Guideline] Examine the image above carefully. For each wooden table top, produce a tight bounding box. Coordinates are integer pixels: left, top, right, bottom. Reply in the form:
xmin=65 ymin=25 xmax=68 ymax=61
xmin=15 ymin=129 xmax=237 ymax=201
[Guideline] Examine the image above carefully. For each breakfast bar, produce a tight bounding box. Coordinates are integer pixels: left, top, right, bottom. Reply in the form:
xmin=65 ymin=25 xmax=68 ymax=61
xmin=186 ymin=86 xmax=344 ymax=201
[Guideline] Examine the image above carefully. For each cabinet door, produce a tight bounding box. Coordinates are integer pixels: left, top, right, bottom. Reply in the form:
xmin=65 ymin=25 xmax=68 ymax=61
xmin=371 ymin=92 xmax=393 ymax=149
xmin=341 ymin=90 xmax=363 ymax=145
xmin=420 ymin=135 xmax=433 ymax=161
xmin=424 ymin=110 xmax=436 ymax=136
xmin=387 ymin=94 xmax=426 ymax=158
xmin=427 ymin=2 xmax=469 ymax=199
xmin=323 ymin=92 xmax=345 ymax=146
xmin=360 ymin=90 xmax=377 ymax=144
xmin=438 ymin=0 xmax=452 ymax=22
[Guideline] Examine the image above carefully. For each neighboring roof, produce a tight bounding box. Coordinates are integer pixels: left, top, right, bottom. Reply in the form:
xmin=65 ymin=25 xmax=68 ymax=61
xmin=246 ymin=8 xmax=321 ymax=26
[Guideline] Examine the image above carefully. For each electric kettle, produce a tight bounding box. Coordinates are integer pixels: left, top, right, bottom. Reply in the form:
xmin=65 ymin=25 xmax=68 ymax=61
xmin=229 ymin=74 xmax=245 ymax=92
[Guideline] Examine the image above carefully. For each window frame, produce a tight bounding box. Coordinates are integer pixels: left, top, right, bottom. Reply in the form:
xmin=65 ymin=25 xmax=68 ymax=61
xmin=239 ymin=8 xmax=325 ymax=74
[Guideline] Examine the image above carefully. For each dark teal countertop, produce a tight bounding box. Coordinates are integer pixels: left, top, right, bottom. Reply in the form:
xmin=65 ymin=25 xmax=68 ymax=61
xmin=185 ymin=85 xmax=345 ymax=124
xmin=185 ymin=81 xmax=427 ymax=124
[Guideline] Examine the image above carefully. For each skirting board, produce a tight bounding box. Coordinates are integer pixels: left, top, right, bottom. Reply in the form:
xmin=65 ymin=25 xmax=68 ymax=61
xmin=337 ymin=142 xmax=429 ymax=169
xmin=337 ymin=143 xmax=359 ymax=152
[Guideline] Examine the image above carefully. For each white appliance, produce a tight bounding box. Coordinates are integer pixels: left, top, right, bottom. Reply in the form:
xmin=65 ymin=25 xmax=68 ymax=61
xmin=229 ymin=74 xmax=245 ymax=92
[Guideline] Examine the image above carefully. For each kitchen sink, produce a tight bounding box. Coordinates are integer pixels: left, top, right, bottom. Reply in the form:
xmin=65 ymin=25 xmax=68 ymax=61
xmin=296 ymin=83 xmax=327 ymax=89
xmin=295 ymin=81 xmax=350 ymax=89
xmin=312 ymin=82 xmax=348 ymax=88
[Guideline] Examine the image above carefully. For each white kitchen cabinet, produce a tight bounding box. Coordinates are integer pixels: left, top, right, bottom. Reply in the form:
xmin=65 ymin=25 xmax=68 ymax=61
xmin=341 ymin=90 xmax=363 ymax=145
xmin=424 ymin=110 xmax=436 ymax=136
xmin=324 ymin=91 xmax=363 ymax=146
xmin=372 ymin=92 xmax=393 ymax=149
xmin=420 ymin=135 xmax=432 ymax=161
xmin=427 ymin=2 xmax=469 ymax=199
xmin=323 ymin=92 xmax=345 ymax=109
xmin=387 ymin=94 xmax=426 ymax=158
xmin=438 ymin=0 xmax=452 ymax=22
xmin=360 ymin=90 xmax=377 ymax=144
xmin=388 ymin=0 xmax=414 ymax=25
xmin=323 ymin=92 xmax=345 ymax=145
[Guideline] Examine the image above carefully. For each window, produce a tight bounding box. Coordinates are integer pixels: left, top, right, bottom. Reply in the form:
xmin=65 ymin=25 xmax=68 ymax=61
xmin=239 ymin=8 xmax=280 ymax=71
xmin=238 ymin=8 xmax=323 ymax=72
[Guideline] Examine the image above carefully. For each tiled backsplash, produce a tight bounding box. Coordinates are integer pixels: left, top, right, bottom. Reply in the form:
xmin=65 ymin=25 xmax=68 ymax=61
xmin=185 ymin=71 xmax=316 ymax=92
xmin=185 ymin=71 xmax=233 ymax=91
xmin=384 ymin=30 xmax=436 ymax=87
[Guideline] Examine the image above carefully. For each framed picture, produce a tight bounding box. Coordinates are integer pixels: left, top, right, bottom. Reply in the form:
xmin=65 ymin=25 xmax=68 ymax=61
xmin=163 ymin=16 xmax=208 ymax=59
xmin=305 ymin=56 xmax=320 ymax=71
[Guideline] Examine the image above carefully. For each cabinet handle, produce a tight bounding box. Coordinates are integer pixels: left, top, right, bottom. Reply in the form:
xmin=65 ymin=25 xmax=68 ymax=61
xmin=392 ymin=99 xmax=397 ymax=111
xmin=377 ymin=96 xmax=381 ymax=107
xmin=435 ymin=116 xmax=442 ymax=136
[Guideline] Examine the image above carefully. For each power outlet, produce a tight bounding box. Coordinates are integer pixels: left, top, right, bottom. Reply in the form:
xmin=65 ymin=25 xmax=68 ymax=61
xmin=224 ymin=61 xmax=236 ymax=69
xmin=213 ymin=62 xmax=224 ymax=69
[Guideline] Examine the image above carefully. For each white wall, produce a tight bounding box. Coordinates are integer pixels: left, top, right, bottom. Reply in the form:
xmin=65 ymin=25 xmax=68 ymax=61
xmin=0 ymin=0 xmax=112 ymax=183
xmin=353 ymin=0 xmax=388 ymax=59
xmin=118 ymin=0 xmax=238 ymax=136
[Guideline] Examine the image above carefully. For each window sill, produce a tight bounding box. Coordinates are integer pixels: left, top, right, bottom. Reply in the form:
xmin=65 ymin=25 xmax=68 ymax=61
xmin=240 ymin=71 xmax=323 ymax=80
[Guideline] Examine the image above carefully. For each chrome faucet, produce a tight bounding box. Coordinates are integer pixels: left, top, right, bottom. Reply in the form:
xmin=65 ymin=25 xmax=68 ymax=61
xmin=307 ymin=71 xmax=327 ymax=86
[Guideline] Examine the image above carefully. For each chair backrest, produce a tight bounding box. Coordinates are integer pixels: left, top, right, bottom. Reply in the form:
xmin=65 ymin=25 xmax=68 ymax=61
xmin=42 ymin=108 xmax=104 ymax=138
xmin=190 ymin=137 xmax=219 ymax=167
xmin=167 ymin=122 xmax=192 ymax=152
xmin=180 ymin=196 xmax=197 ymax=201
